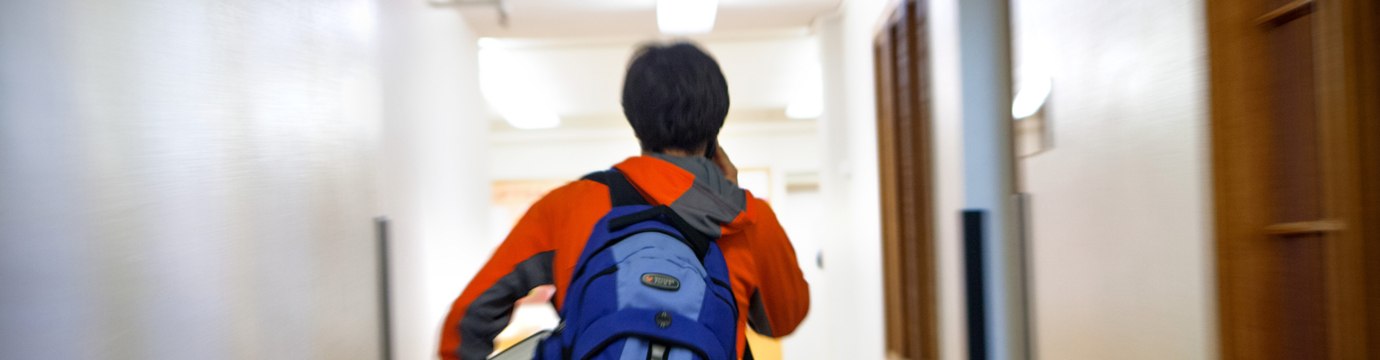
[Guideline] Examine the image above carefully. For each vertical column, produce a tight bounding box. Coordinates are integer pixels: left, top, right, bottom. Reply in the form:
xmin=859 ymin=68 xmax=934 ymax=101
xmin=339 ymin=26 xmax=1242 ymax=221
xmin=957 ymin=0 xmax=1027 ymax=358
xmin=377 ymin=1 xmax=490 ymax=359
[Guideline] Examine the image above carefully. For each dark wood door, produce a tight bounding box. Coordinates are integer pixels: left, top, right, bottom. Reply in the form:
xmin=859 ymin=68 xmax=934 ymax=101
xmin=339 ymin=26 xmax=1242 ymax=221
xmin=874 ymin=1 xmax=938 ymax=359
xmin=1208 ymin=0 xmax=1380 ymax=358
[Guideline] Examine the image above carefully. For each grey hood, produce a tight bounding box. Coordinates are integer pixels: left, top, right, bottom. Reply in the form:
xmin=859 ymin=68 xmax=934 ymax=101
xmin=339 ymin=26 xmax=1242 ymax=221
xmin=647 ymin=153 xmax=747 ymax=238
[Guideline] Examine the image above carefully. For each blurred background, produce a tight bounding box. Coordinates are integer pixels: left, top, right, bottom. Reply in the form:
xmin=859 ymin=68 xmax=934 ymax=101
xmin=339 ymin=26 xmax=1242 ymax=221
xmin=1 ymin=0 xmax=1376 ymax=360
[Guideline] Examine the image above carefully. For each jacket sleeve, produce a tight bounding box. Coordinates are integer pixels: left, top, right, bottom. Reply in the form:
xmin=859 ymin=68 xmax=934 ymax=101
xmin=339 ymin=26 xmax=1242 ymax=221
xmin=743 ymin=198 xmax=811 ymax=338
xmin=438 ymin=196 xmax=559 ymax=360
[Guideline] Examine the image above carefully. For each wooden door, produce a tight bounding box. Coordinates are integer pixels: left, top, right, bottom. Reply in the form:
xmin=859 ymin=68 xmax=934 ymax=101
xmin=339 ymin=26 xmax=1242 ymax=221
xmin=1208 ymin=0 xmax=1380 ymax=358
xmin=874 ymin=1 xmax=938 ymax=359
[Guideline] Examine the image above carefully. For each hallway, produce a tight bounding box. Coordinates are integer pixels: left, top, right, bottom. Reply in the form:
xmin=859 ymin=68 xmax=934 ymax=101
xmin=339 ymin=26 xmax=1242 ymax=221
xmin=3 ymin=0 xmax=1377 ymax=360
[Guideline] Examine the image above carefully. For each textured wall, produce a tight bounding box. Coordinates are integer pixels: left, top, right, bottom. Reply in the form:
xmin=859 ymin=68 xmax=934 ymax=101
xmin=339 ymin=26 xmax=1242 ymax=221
xmin=0 ymin=0 xmax=385 ymax=358
xmin=812 ymin=2 xmax=890 ymax=359
xmin=1011 ymin=0 xmax=1216 ymax=358
xmin=488 ymin=123 xmax=819 ymax=181
xmin=823 ymin=0 xmax=1215 ymax=358
xmin=375 ymin=1 xmax=490 ymax=359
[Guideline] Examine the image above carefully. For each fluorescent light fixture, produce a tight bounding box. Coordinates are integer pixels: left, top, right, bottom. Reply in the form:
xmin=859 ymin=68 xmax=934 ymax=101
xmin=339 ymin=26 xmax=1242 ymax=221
xmin=478 ymin=39 xmax=561 ymax=130
xmin=786 ymin=73 xmax=825 ymax=119
xmin=786 ymin=98 xmax=823 ymax=119
xmin=657 ymin=0 xmax=718 ymax=34
xmin=477 ymin=37 xmax=502 ymax=49
xmin=1012 ymin=76 xmax=1051 ymax=119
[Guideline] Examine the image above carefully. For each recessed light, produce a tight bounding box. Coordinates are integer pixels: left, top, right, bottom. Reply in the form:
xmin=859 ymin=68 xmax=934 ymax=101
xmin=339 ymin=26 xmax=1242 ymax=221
xmin=657 ymin=0 xmax=718 ymax=34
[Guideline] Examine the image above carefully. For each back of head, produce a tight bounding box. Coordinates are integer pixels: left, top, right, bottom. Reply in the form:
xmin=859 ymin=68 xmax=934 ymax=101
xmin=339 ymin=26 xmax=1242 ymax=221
xmin=621 ymin=42 xmax=730 ymax=154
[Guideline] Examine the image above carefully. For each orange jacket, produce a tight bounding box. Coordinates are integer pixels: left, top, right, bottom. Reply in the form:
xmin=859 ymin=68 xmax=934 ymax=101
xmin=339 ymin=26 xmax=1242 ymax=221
xmin=439 ymin=155 xmax=810 ymax=360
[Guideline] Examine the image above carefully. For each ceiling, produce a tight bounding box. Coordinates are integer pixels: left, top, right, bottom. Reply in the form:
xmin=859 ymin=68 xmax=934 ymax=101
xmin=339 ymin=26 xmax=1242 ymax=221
xmin=464 ymin=0 xmax=835 ymax=131
xmin=456 ymin=0 xmax=844 ymax=38
xmin=480 ymin=33 xmax=823 ymax=130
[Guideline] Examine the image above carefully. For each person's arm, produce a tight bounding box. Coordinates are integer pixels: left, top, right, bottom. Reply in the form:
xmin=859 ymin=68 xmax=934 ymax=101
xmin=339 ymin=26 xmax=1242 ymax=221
xmin=742 ymin=198 xmax=811 ymax=338
xmin=710 ymin=145 xmax=810 ymax=337
xmin=438 ymin=197 xmax=559 ymax=360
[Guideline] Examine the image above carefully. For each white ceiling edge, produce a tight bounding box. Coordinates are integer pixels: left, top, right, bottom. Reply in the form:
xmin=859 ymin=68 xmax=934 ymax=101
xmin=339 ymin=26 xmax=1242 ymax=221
xmin=479 ymin=34 xmax=824 ymax=121
xmin=457 ymin=0 xmax=846 ymax=39
xmin=479 ymin=27 xmax=814 ymax=50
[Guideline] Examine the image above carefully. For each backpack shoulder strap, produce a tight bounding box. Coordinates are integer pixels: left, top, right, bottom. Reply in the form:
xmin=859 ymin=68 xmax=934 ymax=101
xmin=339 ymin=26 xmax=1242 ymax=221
xmin=581 ymin=170 xmax=649 ymax=207
xmin=581 ymin=169 xmax=714 ymax=261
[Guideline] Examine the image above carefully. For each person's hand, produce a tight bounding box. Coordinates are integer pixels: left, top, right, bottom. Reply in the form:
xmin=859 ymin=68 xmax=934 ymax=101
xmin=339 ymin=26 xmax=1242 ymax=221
xmin=515 ymin=285 xmax=555 ymax=306
xmin=713 ymin=145 xmax=738 ymax=184
xmin=492 ymin=285 xmax=558 ymax=355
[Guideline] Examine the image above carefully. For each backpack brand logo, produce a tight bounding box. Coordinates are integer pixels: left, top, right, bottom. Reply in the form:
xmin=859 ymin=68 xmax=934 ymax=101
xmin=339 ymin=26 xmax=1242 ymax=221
xmin=641 ymin=273 xmax=681 ymax=291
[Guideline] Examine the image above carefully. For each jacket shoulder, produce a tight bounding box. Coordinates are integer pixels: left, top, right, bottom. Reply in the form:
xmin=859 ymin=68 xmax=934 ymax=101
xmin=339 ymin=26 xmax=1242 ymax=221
xmin=526 ymin=177 xmax=611 ymax=214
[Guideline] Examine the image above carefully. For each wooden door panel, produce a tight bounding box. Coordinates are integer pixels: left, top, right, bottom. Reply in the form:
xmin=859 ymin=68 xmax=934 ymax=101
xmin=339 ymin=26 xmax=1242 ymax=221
xmin=1209 ymin=0 xmax=1379 ymax=358
xmin=874 ymin=1 xmax=937 ymax=359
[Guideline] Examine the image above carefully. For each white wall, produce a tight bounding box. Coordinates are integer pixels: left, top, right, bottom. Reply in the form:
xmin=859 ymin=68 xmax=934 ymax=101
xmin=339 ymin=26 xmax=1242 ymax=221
xmin=1010 ymin=0 xmax=1215 ymax=359
xmin=813 ymin=2 xmax=891 ymax=359
xmin=0 ymin=0 xmax=385 ymax=358
xmin=0 ymin=1 xmax=493 ymax=359
xmin=824 ymin=0 xmax=1214 ymax=359
xmin=490 ymin=123 xmax=818 ymax=181
xmin=376 ymin=1 xmax=490 ymax=360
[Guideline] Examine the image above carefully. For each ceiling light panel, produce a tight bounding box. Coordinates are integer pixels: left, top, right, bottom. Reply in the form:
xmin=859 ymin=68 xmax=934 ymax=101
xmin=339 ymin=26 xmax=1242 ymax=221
xmin=657 ymin=0 xmax=718 ymax=34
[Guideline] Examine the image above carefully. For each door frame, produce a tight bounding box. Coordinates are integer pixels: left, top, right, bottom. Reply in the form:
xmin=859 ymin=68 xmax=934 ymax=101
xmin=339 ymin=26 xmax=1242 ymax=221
xmin=873 ymin=0 xmax=939 ymax=359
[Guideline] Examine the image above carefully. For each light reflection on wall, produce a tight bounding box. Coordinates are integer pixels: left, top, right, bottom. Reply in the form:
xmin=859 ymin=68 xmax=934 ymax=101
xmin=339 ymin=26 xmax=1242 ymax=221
xmin=1 ymin=0 xmax=386 ymax=358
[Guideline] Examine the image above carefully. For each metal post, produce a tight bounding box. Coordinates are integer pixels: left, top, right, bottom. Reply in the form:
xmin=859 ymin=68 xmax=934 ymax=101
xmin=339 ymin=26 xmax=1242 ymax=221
xmin=375 ymin=216 xmax=394 ymax=360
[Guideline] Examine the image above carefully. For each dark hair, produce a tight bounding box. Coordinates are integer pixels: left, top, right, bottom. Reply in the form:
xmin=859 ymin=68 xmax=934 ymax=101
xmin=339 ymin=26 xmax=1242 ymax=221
xmin=621 ymin=42 xmax=730 ymax=153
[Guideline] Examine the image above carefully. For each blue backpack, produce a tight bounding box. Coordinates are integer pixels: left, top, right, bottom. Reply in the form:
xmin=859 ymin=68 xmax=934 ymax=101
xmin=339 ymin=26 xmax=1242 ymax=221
xmin=534 ymin=170 xmax=739 ymax=360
